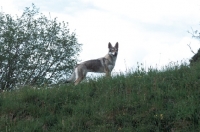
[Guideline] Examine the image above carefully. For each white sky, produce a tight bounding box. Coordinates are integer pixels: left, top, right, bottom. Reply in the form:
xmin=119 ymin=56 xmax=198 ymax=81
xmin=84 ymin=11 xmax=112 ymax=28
xmin=1 ymin=0 xmax=200 ymax=75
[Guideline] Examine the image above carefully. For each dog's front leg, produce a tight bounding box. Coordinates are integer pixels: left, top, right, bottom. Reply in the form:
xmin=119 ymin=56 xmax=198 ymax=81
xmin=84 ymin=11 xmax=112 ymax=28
xmin=104 ymin=67 xmax=111 ymax=77
xmin=106 ymin=71 xmax=111 ymax=77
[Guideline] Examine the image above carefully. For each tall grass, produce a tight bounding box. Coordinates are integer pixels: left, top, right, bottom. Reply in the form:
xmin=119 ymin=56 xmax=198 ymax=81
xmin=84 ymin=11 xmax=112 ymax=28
xmin=0 ymin=62 xmax=200 ymax=131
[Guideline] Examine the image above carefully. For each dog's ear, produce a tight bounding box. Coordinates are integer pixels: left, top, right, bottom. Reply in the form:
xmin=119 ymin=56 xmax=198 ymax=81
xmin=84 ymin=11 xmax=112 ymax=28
xmin=108 ymin=42 xmax=112 ymax=48
xmin=115 ymin=42 xmax=118 ymax=49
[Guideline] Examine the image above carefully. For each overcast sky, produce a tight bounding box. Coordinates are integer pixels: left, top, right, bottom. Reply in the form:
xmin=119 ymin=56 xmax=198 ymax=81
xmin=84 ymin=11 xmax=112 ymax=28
xmin=1 ymin=0 xmax=200 ymax=75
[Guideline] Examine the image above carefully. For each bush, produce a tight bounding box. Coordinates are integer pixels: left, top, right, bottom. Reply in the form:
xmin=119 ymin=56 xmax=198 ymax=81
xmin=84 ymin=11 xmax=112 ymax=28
xmin=0 ymin=4 xmax=81 ymax=90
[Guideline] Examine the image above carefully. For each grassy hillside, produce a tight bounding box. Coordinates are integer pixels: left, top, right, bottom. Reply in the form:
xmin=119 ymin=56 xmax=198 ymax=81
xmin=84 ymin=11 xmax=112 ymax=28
xmin=0 ymin=62 xmax=200 ymax=131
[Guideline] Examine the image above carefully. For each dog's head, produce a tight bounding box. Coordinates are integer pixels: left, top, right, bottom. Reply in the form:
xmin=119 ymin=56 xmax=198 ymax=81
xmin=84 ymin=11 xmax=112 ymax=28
xmin=108 ymin=42 xmax=118 ymax=57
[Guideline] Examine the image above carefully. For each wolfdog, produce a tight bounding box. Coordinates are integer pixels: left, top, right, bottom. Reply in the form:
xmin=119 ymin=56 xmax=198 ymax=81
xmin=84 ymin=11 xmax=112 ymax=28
xmin=66 ymin=42 xmax=119 ymax=85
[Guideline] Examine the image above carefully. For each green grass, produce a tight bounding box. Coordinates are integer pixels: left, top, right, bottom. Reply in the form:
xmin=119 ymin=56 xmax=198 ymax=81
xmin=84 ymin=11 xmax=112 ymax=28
xmin=0 ymin=62 xmax=200 ymax=131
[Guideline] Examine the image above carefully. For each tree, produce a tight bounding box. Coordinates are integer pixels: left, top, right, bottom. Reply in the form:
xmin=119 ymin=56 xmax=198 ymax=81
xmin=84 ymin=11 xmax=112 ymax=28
xmin=0 ymin=4 xmax=81 ymax=90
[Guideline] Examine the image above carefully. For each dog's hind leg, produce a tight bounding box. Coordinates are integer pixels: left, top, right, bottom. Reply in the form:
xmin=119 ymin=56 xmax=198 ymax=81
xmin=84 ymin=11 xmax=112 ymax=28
xmin=74 ymin=77 xmax=84 ymax=85
xmin=74 ymin=68 xmax=86 ymax=85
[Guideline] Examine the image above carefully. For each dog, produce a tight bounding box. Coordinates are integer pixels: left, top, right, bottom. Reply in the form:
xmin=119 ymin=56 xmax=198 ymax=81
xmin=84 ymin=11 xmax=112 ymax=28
xmin=66 ymin=42 xmax=118 ymax=85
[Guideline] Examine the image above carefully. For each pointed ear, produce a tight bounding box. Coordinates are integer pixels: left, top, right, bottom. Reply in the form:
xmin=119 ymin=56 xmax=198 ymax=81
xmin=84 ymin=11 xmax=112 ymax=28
xmin=108 ymin=42 xmax=112 ymax=48
xmin=115 ymin=42 xmax=118 ymax=49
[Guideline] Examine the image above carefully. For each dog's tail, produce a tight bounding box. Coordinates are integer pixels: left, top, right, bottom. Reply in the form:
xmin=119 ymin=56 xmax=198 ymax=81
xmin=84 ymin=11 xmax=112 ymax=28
xmin=65 ymin=71 xmax=76 ymax=83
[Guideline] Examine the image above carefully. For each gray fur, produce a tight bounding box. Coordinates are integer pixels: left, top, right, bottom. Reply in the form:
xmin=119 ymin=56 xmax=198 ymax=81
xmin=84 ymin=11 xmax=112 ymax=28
xmin=66 ymin=42 xmax=118 ymax=85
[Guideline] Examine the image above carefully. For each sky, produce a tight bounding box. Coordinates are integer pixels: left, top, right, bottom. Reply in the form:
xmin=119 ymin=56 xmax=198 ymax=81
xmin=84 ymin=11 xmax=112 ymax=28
xmin=1 ymin=0 xmax=200 ymax=76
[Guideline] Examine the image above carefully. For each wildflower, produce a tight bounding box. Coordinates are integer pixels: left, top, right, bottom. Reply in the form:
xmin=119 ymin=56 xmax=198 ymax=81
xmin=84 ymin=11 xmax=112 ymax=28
xmin=160 ymin=114 xmax=163 ymax=120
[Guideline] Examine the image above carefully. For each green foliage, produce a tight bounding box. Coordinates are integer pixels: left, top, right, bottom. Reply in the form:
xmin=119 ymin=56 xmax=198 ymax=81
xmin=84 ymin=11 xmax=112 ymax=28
xmin=0 ymin=4 xmax=81 ymax=90
xmin=0 ymin=61 xmax=200 ymax=131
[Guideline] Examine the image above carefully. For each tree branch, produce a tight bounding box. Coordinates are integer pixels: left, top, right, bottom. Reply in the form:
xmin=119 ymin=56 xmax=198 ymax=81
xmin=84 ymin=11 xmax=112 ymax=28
xmin=187 ymin=43 xmax=195 ymax=54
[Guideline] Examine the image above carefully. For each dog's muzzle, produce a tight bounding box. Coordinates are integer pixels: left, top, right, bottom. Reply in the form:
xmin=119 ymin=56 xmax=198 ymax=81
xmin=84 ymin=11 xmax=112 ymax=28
xmin=109 ymin=52 xmax=117 ymax=56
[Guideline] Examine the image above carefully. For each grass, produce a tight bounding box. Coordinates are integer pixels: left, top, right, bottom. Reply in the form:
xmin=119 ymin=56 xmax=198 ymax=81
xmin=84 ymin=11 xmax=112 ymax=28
xmin=0 ymin=62 xmax=200 ymax=131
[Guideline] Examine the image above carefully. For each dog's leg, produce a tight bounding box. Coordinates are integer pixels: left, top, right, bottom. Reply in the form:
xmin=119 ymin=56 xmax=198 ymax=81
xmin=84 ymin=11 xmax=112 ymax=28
xmin=106 ymin=71 xmax=111 ymax=77
xmin=104 ymin=66 xmax=111 ymax=77
xmin=74 ymin=67 xmax=86 ymax=85
xmin=74 ymin=77 xmax=84 ymax=85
